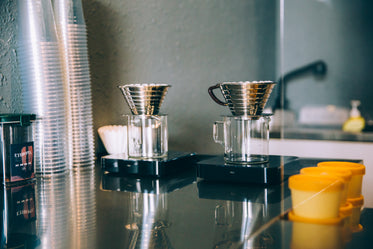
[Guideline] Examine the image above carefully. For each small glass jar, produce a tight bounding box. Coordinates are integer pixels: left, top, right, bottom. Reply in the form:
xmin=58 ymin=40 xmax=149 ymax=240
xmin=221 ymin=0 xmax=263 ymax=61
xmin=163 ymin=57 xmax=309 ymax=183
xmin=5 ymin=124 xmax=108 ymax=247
xmin=126 ymin=114 xmax=168 ymax=159
xmin=0 ymin=114 xmax=36 ymax=185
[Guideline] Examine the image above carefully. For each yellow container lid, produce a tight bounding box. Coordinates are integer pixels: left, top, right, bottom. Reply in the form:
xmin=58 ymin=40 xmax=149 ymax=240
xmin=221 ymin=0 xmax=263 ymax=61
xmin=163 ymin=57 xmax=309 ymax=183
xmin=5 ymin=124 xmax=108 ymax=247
xmin=288 ymin=211 xmax=343 ymax=225
xmin=300 ymin=167 xmax=352 ymax=183
xmin=289 ymin=174 xmax=344 ymax=192
xmin=339 ymin=202 xmax=353 ymax=217
xmin=347 ymin=195 xmax=364 ymax=207
xmin=317 ymin=161 xmax=365 ymax=175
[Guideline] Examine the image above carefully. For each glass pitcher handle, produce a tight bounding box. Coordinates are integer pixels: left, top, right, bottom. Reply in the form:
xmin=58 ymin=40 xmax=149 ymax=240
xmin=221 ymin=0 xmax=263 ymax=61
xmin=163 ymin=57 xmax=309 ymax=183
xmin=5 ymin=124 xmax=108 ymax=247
xmin=213 ymin=121 xmax=225 ymax=146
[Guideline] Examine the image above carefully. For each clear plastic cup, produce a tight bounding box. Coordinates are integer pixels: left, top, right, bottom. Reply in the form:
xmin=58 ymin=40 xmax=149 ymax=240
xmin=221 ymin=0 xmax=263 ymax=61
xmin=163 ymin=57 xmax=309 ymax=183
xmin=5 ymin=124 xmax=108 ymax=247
xmin=53 ymin=0 xmax=94 ymax=169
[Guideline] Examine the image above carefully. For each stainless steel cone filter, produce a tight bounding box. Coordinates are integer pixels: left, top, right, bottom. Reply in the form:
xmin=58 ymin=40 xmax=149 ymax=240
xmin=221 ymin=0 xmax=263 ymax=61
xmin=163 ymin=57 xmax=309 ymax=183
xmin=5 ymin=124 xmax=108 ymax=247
xmin=118 ymin=84 xmax=171 ymax=115
xmin=208 ymin=81 xmax=276 ymax=116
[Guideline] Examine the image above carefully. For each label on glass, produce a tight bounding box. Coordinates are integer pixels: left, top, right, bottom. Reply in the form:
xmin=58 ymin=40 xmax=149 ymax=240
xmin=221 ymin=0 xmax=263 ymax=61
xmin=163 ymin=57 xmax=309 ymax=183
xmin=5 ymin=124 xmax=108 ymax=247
xmin=9 ymin=142 xmax=34 ymax=182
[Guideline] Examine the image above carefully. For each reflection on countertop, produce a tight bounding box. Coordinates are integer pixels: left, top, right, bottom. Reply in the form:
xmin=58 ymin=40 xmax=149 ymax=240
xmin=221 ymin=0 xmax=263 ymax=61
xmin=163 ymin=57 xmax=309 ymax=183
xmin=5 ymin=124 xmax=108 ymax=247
xmin=2 ymin=158 xmax=373 ymax=249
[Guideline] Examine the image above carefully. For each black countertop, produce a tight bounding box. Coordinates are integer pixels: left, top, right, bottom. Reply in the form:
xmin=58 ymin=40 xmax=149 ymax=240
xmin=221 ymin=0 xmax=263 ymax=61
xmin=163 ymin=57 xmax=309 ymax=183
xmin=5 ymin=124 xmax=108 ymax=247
xmin=1 ymin=155 xmax=372 ymax=249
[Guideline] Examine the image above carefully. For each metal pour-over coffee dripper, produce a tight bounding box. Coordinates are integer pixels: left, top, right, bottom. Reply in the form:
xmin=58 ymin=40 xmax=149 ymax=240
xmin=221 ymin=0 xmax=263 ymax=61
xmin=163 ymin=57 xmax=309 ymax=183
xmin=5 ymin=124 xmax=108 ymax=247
xmin=118 ymin=83 xmax=171 ymax=159
xmin=118 ymin=84 xmax=171 ymax=115
xmin=208 ymin=81 xmax=276 ymax=116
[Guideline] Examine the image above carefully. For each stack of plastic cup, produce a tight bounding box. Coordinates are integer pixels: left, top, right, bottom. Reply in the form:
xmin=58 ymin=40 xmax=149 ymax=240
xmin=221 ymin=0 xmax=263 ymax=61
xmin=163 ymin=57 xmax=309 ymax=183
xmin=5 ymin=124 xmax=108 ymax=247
xmin=70 ymin=169 xmax=97 ymax=248
xmin=36 ymin=174 xmax=72 ymax=248
xmin=17 ymin=0 xmax=69 ymax=175
xmin=53 ymin=0 xmax=95 ymax=168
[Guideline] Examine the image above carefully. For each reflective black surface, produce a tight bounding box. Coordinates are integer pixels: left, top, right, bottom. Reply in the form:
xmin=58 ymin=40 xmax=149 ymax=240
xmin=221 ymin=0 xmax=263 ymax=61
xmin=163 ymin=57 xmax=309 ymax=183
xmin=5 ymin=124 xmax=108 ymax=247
xmin=1 ymin=156 xmax=372 ymax=249
xmin=101 ymin=151 xmax=197 ymax=177
xmin=197 ymin=155 xmax=298 ymax=185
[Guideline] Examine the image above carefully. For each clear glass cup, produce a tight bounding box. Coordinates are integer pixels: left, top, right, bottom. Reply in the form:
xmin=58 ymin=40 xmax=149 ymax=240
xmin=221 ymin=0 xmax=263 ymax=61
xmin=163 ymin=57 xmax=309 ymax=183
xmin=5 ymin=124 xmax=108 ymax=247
xmin=213 ymin=114 xmax=271 ymax=164
xmin=127 ymin=115 xmax=168 ymax=159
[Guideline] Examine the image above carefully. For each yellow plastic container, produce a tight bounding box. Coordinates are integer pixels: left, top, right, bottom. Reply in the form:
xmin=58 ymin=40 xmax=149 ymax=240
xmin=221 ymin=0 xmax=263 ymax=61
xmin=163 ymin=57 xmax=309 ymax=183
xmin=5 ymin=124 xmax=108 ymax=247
xmin=289 ymin=211 xmax=344 ymax=249
xmin=317 ymin=161 xmax=365 ymax=198
xmin=300 ymin=167 xmax=352 ymax=205
xmin=339 ymin=202 xmax=353 ymax=220
xmin=347 ymin=195 xmax=364 ymax=233
xmin=289 ymin=174 xmax=344 ymax=219
xmin=339 ymin=202 xmax=353 ymax=242
xmin=288 ymin=210 xmax=343 ymax=225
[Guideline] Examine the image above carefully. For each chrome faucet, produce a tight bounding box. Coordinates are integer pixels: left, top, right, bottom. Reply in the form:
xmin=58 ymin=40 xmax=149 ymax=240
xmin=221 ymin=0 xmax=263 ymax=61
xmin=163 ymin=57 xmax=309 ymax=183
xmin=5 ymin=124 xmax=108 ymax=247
xmin=272 ymin=60 xmax=327 ymax=111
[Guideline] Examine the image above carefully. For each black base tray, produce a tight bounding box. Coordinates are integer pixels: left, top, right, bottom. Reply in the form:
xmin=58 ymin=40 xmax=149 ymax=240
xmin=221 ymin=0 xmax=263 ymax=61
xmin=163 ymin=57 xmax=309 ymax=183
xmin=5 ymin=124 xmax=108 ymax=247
xmin=101 ymin=151 xmax=198 ymax=177
xmin=197 ymin=155 xmax=298 ymax=185
xmin=101 ymin=169 xmax=196 ymax=194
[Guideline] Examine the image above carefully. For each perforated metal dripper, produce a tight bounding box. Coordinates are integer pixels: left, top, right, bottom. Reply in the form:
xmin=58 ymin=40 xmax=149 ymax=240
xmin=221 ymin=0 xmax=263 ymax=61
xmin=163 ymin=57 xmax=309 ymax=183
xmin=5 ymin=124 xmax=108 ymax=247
xmin=118 ymin=84 xmax=171 ymax=115
xmin=208 ymin=81 xmax=276 ymax=116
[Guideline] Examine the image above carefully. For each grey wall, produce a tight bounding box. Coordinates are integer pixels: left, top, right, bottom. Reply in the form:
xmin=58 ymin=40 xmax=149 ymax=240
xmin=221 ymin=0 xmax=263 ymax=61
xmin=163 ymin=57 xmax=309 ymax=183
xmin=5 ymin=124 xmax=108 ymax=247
xmin=0 ymin=0 xmax=278 ymax=155
xmin=283 ymin=0 xmax=373 ymax=119
xmin=84 ymin=0 xmax=278 ymax=154
xmin=0 ymin=0 xmax=22 ymax=113
xmin=3 ymin=0 xmax=372 ymax=154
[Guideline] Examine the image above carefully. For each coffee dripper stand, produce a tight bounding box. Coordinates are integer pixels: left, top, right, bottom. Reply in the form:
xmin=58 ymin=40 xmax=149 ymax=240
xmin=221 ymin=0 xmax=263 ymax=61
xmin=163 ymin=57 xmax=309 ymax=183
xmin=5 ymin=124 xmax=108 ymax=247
xmin=197 ymin=81 xmax=293 ymax=185
xmin=101 ymin=84 xmax=197 ymax=177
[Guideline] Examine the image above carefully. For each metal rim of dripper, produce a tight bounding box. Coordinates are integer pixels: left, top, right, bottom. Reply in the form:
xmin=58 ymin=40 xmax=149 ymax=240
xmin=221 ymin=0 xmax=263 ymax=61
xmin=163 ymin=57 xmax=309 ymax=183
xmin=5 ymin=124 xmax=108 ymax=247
xmin=118 ymin=83 xmax=171 ymax=115
xmin=221 ymin=80 xmax=275 ymax=85
xmin=122 ymin=113 xmax=168 ymax=121
xmin=121 ymin=83 xmax=171 ymax=86
xmin=208 ymin=81 xmax=276 ymax=106
xmin=220 ymin=113 xmax=273 ymax=119
xmin=117 ymin=83 xmax=171 ymax=92
xmin=208 ymin=81 xmax=276 ymax=116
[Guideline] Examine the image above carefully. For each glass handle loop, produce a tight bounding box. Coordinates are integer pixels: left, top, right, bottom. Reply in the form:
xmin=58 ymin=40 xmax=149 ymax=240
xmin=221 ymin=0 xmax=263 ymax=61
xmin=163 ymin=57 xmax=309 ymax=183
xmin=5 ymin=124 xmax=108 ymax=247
xmin=213 ymin=121 xmax=225 ymax=146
